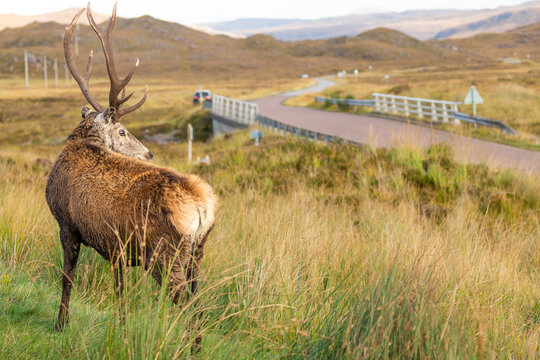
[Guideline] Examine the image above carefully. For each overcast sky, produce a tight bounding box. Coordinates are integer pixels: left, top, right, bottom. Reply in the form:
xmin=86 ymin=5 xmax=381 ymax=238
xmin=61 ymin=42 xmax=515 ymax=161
xmin=1 ymin=0 xmax=531 ymax=24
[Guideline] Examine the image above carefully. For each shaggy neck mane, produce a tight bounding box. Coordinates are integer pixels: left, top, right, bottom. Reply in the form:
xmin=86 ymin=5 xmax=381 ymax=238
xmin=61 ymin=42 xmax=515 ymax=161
xmin=66 ymin=116 xmax=103 ymax=146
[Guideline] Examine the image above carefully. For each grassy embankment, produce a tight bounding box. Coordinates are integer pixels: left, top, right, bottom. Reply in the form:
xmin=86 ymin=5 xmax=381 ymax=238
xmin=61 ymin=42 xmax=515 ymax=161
xmin=1 ymin=77 xmax=539 ymax=358
xmin=287 ymin=64 xmax=540 ymax=151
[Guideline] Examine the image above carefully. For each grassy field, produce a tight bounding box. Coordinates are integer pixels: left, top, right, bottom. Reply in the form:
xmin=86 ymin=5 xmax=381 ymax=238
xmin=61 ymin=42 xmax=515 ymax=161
xmin=1 ymin=73 xmax=539 ymax=358
xmin=286 ymin=63 xmax=540 ymax=151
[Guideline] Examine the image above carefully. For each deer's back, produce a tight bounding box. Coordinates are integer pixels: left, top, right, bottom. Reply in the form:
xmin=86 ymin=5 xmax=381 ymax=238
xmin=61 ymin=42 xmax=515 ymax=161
xmin=46 ymin=140 xmax=217 ymax=259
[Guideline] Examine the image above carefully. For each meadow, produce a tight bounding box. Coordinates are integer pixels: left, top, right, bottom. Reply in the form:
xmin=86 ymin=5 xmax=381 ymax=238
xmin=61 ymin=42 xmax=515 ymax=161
xmin=1 ymin=73 xmax=539 ymax=359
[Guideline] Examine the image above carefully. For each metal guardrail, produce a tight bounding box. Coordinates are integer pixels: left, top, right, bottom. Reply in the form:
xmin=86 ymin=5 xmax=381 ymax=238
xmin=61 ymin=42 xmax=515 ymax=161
xmin=316 ymin=94 xmax=517 ymax=135
xmin=211 ymin=95 xmax=259 ymax=125
xmin=315 ymin=97 xmax=374 ymax=107
xmin=257 ymin=115 xmax=358 ymax=145
xmin=453 ymin=112 xmax=517 ymax=135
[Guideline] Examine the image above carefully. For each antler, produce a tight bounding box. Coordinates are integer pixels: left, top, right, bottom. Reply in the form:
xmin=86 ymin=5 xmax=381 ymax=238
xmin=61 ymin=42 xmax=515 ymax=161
xmin=64 ymin=8 xmax=104 ymax=112
xmin=64 ymin=3 xmax=149 ymax=119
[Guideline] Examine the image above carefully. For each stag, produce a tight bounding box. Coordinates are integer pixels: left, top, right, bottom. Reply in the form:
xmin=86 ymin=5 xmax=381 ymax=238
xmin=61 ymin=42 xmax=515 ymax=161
xmin=46 ymin=4 xmax=217 ymax=331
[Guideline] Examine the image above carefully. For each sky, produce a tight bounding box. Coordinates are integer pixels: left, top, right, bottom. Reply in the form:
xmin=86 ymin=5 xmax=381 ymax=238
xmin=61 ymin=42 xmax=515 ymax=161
xmin=0 ymin=0 xmax=531 ymax=24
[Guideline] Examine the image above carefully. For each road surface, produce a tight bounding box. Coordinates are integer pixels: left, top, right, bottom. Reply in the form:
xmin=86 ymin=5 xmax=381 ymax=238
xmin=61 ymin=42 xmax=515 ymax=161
xmin=252 ymin=79 xmax=540 ymax=174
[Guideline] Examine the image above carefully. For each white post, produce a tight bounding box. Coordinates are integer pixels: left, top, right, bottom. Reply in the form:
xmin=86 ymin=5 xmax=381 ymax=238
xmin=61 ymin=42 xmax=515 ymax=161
xmin=431 ymin=102 xmax=437 ymax=122
xmin=383 ymin=95 xmax=389 ymax=113
xmin=24 ymin=50 xmax=29 ymax=90
xmin=374 ymin=94 xmax=381 ymax=112
xmin=187 ymin=124 xmax=193 ymax=163
xmin=452 ymin=103 xmax=460 ymax=124
xmin=417 ymin=100 xmax=423 ymax=119
xmin=404 ymin=99 xmax=409 ymax=116
xmin=43 ymin=55 xmax=48 ymax=89
xmin=442 ymin=104 xmax=449 ymax=123
xmin=391 ymin=96 xmax=397 ymax=115
xmin=54 ymin=58 xmax=58 ymax=86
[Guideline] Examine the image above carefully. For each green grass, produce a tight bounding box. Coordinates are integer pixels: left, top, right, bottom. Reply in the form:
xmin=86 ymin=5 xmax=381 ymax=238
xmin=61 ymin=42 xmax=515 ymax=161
xmin=0 ymin=75 xmax=539 ymax=358
xmin=1 ymin=133 xmax=539 ymax=358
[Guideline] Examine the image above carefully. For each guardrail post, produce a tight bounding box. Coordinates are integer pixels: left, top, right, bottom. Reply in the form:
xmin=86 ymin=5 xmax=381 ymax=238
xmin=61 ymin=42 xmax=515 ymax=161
xmin=442 ymin=104 xmax=449 ymax=123
xmin=373 ymin=94 xmax=380 ymax=112
xmin=383 ymin=95 xmax=389 ymax=113
xmin=404 ymin=99 xmax=409 ymax=117
xmin=417 ymin=100 xmax=423 ymax=119
xmin=391 ymin=96 xmax=397 ymax=115
xmin=431 ymin=102 xmax=437 ymax=122
xmin=452 ymin=104 xmax=460 ymax=124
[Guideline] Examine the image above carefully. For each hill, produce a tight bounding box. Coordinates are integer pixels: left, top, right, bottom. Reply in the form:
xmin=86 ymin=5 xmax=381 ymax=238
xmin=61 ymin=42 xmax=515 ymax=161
xmin=0 ymin=18 xmax=483 ymax=80
xmin=446 ymin=20 xmax=540 ymax=60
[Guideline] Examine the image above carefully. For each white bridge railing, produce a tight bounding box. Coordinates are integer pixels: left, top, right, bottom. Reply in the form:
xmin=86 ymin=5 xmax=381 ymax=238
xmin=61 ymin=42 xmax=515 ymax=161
xmin=373 ymin=93 xmax=461 ymax=123
xmin=211 ymin=95 xmax=259 ymax=125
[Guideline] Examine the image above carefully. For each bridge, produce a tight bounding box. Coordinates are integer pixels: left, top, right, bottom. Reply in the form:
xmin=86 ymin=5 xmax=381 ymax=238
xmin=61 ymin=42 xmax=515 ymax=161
xmin=210 ymin=79 xmax=540 ymax=174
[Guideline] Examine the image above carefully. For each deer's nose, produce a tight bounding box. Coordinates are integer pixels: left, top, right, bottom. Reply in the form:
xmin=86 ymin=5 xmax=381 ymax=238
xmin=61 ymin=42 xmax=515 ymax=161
xmin=146 ymin=152 xmax=153 ymax=160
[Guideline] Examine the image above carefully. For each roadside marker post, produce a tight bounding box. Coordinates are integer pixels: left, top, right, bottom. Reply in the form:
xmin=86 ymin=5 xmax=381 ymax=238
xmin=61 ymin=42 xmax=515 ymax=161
xmin=354 ymin=69 xmax=359 ymax=81
xmin=251 ymin=129 xmax=263 ymax=146
xmin=187 ymin=124 xmax=193 ymax=163
xmin=464 ymin=85 xmax=483 ymax=116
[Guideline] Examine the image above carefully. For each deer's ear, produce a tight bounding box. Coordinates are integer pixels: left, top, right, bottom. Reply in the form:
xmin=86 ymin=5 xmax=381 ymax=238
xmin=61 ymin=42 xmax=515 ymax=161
xmin=81 ymin=106 xmax=93 ymax=119
xmin=104 ymin=107 xmax=117 ymax=123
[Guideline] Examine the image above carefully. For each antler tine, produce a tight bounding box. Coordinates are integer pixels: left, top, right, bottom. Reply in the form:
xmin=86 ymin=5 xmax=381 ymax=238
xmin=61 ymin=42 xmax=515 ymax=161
xmin=118 ymin=85 xmax=148 ymax=117
xmin=64 ymin=8 xmax=104 ymax=112
xmin=87 ymin=2 xmax=147 ymax=119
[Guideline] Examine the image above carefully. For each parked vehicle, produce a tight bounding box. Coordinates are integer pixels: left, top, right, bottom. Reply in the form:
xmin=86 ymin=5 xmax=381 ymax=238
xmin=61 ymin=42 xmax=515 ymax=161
xmin=193 ymin=90 xmax=212 ymax=105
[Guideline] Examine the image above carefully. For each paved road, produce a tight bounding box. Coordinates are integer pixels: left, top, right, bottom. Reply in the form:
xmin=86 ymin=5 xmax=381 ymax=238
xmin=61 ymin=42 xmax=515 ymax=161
xmin=253 ymin=79 xmax=540 ymax=174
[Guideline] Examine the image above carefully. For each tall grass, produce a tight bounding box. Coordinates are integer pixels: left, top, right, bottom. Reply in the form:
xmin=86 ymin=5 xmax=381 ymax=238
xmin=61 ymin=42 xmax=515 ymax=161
xmin=1 ymin=132 xmax=539 ymax=358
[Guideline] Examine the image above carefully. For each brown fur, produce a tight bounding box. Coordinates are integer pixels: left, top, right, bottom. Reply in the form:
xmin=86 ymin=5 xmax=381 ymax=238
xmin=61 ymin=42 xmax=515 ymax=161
xmin=46 ymin=112 xmax=217 ymax=330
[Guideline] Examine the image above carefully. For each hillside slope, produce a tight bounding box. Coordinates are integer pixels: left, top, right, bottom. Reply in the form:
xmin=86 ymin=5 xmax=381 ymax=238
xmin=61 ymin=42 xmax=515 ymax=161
xmin=0 ymin=18 xmax=482 ymax=79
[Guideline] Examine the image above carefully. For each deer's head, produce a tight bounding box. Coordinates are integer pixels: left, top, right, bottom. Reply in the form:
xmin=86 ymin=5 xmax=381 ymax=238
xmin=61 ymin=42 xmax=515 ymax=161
xmin=65 ymin=3 xmax=153 ymax=161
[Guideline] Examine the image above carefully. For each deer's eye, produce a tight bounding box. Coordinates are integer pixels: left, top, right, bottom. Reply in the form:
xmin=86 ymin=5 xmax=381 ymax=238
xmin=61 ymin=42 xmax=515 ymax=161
xmin=119 ymin=130 xmax=126 ymax=137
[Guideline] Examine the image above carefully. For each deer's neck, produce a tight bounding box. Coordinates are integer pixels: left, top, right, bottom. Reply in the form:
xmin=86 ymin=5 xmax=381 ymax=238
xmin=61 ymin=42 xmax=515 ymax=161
xmin=66 ymin=119 xmax=104 ymax=146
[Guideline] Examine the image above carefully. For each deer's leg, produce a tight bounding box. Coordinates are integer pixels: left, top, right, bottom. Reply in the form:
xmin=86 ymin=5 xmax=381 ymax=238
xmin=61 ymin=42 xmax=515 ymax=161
xmin=55 ymin=227 xmax=81 ymax=331
xmin=188 ymin=226 xmax=213 ymax=296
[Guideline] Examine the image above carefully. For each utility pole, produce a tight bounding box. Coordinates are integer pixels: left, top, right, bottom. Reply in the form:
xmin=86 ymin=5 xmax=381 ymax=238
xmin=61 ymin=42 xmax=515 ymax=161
xmin=43 ymin=55 xmax=48 ymax=89
xmin=54 ymin=58 xmax=58 ymax=86
xmin=24 ymin=50 xmax=29 ymax=90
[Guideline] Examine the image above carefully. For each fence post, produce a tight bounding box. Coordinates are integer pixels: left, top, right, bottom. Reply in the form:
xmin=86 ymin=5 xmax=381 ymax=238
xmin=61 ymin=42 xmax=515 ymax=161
xmin=417 ymin=100 xmax=423 ymax=119
xmin=383 ymin=95 xmax=389 ymax=113
xmin=24 ymin=50 xmax=29 ymax=90
xmin=391 ymin=96 xmax=397 ymax=115
xmin=54 ymin=58 xmax=58 ymax=86
xmin=43 ymin=55 xmax=48 ymax=89
xmin=431 ymin=102 xmax=437 ymax=122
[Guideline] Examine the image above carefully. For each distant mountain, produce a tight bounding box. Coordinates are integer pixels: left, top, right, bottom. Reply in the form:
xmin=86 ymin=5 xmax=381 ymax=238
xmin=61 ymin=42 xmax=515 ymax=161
xmin=445 ymin=20 xmax=540 ymax=60
xmin=203 ymin=18 xmax=310 ymax=33
xmin=435 ymin=7 xmax=540 ymax=39
xmin=203 ymin=1 xmax=540 ymax=40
